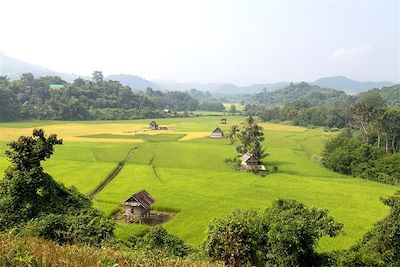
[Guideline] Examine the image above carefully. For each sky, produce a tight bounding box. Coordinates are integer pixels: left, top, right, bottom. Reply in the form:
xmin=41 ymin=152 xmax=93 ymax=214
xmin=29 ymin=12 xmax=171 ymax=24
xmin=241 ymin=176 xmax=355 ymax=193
xmin=0 ymin=0 xmax=399 ymax=85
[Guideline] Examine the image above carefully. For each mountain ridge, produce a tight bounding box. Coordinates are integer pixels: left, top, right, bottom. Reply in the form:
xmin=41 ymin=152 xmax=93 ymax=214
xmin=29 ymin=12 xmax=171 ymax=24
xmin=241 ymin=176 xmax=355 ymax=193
xmin=0 ymin=52 xmax=395 ymax=94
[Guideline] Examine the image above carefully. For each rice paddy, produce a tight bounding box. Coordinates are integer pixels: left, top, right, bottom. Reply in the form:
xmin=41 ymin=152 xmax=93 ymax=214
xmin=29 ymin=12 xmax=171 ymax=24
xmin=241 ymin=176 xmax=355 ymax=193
xmin=0 ymin=116 xmax=397 ymax=252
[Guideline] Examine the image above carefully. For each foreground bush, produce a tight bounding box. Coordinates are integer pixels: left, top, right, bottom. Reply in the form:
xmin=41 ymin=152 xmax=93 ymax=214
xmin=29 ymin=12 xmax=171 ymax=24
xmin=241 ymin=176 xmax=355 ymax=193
xmin=0 ymin=129 xmax=115 ymax=245
xmin=204 ymin=199 xmax=342 ymax=266
xmin=133 ymin=226 xmax=192 ymax=257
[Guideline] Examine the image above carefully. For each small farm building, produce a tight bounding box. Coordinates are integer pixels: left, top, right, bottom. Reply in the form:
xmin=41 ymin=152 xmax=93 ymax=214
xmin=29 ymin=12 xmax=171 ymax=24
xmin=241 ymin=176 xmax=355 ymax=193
xmin=150 ymin=121 xmax=159 ymax=130
xmin=240 ymin=152 xmax=266 ymax=171
xmin=220 ymin=118 xmax=227 ymax=124
xmin=210 ymin=127 xmax=224 ymax=138
xmin=122 ymin=190 xmax=156 ymax=223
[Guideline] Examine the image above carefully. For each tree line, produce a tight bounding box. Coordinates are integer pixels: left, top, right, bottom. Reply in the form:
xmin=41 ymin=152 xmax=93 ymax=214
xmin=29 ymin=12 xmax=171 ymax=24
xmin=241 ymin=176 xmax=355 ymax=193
xmin=244 ymin=83 xmax=399 ymax=129
xmin=322 ymin=90 xmax=400 ymax=185
xmin=0 ymin=72 xmax=228 ymax=121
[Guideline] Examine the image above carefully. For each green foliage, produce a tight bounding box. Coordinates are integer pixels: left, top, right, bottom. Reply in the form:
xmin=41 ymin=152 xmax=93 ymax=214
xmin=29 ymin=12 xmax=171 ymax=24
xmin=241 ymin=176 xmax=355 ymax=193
xmin=226 ymin=124 xmax=239 ymax=144
xmin=198 ymin=102 xmax=225 ymax=112
xmin=236 ymin=116 xmax=267 ymax=160
xmin=0 ymin=129 xmax=115 ymax=245
xmin=322 ymin=131 xmax=400 ymax=184
xmin=24 ymin=209 xmax=115 ymax=245
xmin=204 ymin=199 xmax=342 ymax=266
xmin=252 ymin=82 xmax=354 ymax=108
xmin=0 ymin=73 xmax=202 ymax=121
xmin=5 ymin=128 xmax=63 ymax=171
xmin=204 ymin=210 xmax=262 ymax=266
xmin=229 ymin=104 xmax=237 ymax=115
xmin=263 ymin=199 xmax=342 ymax=266
xmin=335 ymin=191 xmax=400 ymax=266
xmin=379 ymin=84 xmax=400 ymax=107
xmin=134 ymin=226 xmax=191 ymax=257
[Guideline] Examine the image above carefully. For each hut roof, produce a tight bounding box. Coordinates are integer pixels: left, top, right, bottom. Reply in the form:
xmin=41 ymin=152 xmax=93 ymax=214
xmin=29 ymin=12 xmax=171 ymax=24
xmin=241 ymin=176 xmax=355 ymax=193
xmin=123 ymin=190 xmax=156 ymax=209
xmin=241 ymin=152 xmax=252 ymax=162
xmin=212 ymin=127 xmax=224 ymax=134
xmin=240 ymin=152 xmax=259 ymax=163
xmin=150 ymin=121 xmax=158 ymax=126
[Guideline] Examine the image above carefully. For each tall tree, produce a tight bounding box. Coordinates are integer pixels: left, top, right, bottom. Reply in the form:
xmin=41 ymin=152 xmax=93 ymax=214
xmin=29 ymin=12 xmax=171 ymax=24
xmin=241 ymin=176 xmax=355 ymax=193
xmin=352 ymin=90 xmax=386 ymax=142
xmin=237 ymin=116 xmax=267 ymax=160
xmin=227 ymin=124 xmax=239 ymax=144
xmin=229 ymin=104 xmax=237 ymax=115
xmin=0 ymin=129 xmax=114 ymax=244
xmin=92 ymin=70 xmax=104 ymax=84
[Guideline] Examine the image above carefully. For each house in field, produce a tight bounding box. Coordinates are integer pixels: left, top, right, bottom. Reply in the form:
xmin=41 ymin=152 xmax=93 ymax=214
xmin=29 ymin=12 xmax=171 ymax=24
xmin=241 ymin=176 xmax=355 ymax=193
xmin=149 ymin=121 xmax=159 ymax=130
xmin=220 ymin=118 xmax=227 ymax=124
xmin=210 ymin=127 xmax=224 ymax=138
xmin=240 ymin=152 xmax=266 ymax=171
xmin=122 ymin=190 xmax=156 ymax=224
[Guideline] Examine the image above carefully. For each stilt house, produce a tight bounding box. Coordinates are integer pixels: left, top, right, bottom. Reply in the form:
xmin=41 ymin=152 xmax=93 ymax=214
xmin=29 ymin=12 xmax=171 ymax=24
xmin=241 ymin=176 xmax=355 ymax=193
xmin=240 ymin=152 xmax=266 ymax=171
xmin=122 ymin=190 xmax=156 ymax=224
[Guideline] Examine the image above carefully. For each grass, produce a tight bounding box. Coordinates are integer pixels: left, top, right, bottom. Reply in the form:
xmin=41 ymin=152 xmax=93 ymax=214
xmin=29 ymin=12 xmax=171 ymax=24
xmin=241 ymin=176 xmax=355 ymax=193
xmin=0 ymin=117 xmax=398 ymax=252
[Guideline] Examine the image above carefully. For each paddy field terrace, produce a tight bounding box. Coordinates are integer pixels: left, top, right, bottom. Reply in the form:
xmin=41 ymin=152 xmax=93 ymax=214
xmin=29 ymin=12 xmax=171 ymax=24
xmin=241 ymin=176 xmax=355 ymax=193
xmin=0 ymin=116 xmax=397 ymax=252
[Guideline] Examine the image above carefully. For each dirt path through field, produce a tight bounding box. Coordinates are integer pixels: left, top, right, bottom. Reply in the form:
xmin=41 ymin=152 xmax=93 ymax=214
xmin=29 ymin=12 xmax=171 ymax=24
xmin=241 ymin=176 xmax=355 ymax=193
xmin=87 ymin=148 xmax=136 ymax=199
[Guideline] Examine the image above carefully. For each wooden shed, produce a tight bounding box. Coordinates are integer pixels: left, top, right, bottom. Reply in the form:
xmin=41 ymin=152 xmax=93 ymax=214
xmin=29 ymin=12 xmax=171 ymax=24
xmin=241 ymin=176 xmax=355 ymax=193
xmin=210 ymin=127 xmax=224 ymax=139
xmin=220 ymin=118 xmax=227 ymax=124
xmin=240 ymin=152 xmax=266 ymax=171
xmin=150 ymin=121 xmax=159 ymax=130
xmin=122 ymin=190 xmax=156 ymax=224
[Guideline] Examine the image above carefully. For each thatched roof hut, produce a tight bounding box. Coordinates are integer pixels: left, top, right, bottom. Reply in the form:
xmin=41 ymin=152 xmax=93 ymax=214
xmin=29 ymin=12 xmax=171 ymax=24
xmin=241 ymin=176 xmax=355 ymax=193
xmin=210 ymin=127 xmax=224 ymax=139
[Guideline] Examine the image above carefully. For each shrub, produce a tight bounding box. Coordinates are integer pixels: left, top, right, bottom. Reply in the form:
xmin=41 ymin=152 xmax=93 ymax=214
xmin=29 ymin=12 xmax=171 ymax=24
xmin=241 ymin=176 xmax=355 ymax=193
xmin=134 ymin=226 xmax=191 ymax=257
xmin=203 ymin=199 xmax=342 ymax=266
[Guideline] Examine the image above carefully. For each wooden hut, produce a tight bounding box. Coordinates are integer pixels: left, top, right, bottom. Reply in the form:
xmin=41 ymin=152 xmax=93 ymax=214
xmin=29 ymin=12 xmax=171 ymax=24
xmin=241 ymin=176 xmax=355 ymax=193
xmin=210 ymin=127 xmax=224 ymax=139
xmin=149 ymin=121 xmax=159 ymax=130
xmin=122 ymin=190 xmax=156 ymax=224
xmin=240 ymin=152 xmax=266 ymax=171
xmin=220 ymin=118 xmax=227 ymax=124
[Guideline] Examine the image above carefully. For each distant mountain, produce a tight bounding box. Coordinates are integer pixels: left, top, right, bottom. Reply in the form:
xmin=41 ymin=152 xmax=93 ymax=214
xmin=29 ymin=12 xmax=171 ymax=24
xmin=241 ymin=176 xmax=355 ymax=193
xmin=152 ymin=80 xmax=289 ymax=94
xmin=313 ymin=76 xmax=393 ymax=95
xmin=1 ymin=52 xmax=395 ymax=95
xmin=0 ymin=52 xmax=81 ymax=81
xmin=106 ymin=74 xmax=163 ymax=91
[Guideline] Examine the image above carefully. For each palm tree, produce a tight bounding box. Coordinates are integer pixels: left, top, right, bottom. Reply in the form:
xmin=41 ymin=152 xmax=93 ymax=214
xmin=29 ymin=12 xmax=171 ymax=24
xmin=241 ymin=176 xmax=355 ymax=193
xmin=227 ymin=125 xmax=240 ymax=144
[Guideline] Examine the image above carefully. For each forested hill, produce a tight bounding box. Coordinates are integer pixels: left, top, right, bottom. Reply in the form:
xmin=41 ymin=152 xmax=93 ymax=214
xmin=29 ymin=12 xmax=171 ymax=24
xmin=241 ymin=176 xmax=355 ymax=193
xmin=312 ymin=76 xmax=393 ymax=95
xmin=0 ymin=72 xmax=204 ymax=121
xmin=379 ymin=84 xmax=400 ymax=107
xmin=251 ymin=82 xmax=354 ymax=108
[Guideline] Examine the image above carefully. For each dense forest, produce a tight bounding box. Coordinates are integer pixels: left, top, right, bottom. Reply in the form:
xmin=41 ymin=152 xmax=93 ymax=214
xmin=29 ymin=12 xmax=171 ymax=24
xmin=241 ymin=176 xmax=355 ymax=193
xmin=1 ymin=73 xmax=398 ymax=125
xmin=245 ymin=83 xmax=399 ymax=128
xmin=321 ymin=90 xmax=400 ymax=185
xmin=0 ymin=72 xmax=226 ymax=121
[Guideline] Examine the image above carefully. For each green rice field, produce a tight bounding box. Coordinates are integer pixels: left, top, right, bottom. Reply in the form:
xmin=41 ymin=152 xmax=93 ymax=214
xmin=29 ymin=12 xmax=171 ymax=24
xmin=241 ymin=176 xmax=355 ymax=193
xmin=0 ymin=116 xmax=397 ymax=252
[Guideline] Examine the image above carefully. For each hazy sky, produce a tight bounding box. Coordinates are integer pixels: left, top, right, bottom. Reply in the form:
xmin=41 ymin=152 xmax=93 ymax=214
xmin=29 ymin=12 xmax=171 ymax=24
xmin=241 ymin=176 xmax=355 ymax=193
xmin=1 ymin=0 xmax=399 ymax=85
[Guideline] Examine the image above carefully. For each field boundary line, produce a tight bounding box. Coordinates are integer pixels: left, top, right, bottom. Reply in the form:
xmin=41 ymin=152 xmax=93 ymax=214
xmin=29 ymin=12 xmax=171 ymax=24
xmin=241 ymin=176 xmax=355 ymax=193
xmin=87 ymin=147 xmax=136 ymax=200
